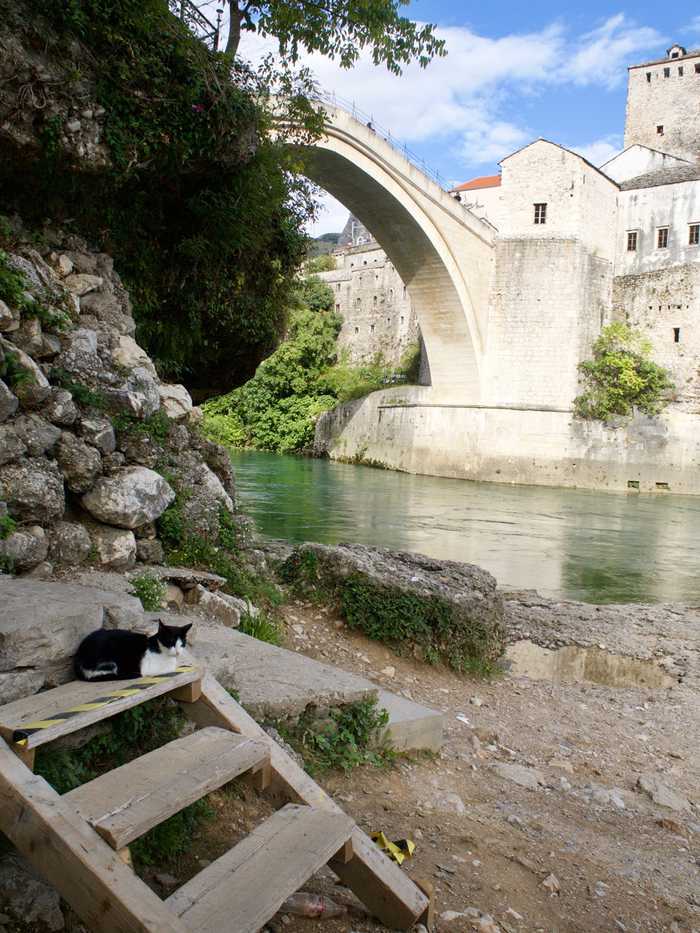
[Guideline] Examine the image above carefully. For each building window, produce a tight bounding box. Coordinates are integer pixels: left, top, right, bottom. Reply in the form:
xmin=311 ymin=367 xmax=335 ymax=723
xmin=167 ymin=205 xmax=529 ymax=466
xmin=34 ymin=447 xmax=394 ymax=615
xmin=335 ymin=303 xmax=340 ymax=312
xmin=696 ymin=63 xmax=700 ymax=74
xmin=657 ymin=125 xmax=664 ymax=135
xmin=657 ymin=227 xmax=669 ymax=249
xmin=370 ymin=324 xmax=375 ymax=334
xmin=355 ymin=297 xmax=361 ymax=307
xmin=678 ymin=66 xmax=684 ymax=76
xmin=627 ymin=231 xmax=638 ymax=252
xmin=354 ymin=326 xmax=359 ymax=334
xmin=689 ymin=223 xmax=699 ymax=245
xmin=534 ymin=202 xmax=547 ymax=225
xmin=336 ymin=283 xmax=340 ymax=291
xmin=663 ymin=67 xmax=670 ymax=78
xmin=673 ymin=327 xmax=681 ymax=343
xmin=646 ymin=71 xmax=652 ymax=82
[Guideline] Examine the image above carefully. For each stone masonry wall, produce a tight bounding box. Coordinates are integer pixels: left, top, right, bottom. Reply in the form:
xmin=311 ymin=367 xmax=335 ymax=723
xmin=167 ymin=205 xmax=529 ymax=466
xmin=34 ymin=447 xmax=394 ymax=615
xmin=612 ymin=264 xmax=700 ymax=411
xmin=0 ymin=224 xmax=236 ymax=580
xmin=624 ymin=51 xmax=700 ymax=162
xmin=483 ymin=239 xmax=612 ymax=409
xmin=317 ymin=242 xmax=418 ymax=365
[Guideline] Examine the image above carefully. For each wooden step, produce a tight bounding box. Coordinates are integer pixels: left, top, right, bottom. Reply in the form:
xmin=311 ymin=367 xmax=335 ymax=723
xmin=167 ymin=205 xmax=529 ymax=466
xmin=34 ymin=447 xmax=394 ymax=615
xmin=64 ymin=727 xmax=269 ymax=850
xmin=0 ymin=666 xmax=200 ymax=754
xmin=167 ymin=804 xmax=354 ymax=933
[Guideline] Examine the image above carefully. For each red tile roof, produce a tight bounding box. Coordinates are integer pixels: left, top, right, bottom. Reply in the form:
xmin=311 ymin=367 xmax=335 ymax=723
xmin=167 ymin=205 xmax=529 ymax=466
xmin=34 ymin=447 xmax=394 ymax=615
xmin=450 ymin=174 xmax=501 ymax=192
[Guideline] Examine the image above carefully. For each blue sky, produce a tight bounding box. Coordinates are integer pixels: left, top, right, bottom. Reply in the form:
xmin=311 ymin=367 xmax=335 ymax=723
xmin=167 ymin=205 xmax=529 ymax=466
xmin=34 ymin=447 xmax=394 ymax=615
xmin=217 ymin=2 xmax=700 ymax=234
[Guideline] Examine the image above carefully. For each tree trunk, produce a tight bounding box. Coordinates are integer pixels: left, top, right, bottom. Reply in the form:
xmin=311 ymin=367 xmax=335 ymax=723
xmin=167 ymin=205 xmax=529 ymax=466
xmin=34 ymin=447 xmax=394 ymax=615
xmin=225 ymin=1 xmax=243 ymax=57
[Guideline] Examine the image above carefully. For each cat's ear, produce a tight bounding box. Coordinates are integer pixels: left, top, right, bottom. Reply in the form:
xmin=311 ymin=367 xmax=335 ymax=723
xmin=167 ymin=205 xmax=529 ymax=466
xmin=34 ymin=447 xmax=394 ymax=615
xmin=181 ymin=623 xmax=193 ymax=635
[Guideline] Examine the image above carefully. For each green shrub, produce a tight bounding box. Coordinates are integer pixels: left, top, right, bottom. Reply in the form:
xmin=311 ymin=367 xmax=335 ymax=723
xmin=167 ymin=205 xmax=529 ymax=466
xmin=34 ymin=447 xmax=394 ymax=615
xmin=2 ymin=0 xmax=320 ymax=393
xmin=112 ymin=410 xmax=171 ymax=442
xmin=50 ymin=368 xmax=106 ymax=408
xmin=0 ymin=349 xmax=33 ymax=390
xmin=0 ymin=248 xmax=27 ymax=310
xmin=280 ymin=552 xmax=499 ymax=675
xmin=280 ymin=699 xmax=393 ymax=775
xmin=305 ymin=254 xmax=336 ymax=273
xmin=575 ymin=323 xmax=674 ymax=421
xmin=239 ymin=609 xmax=283 ymax=645
xmin=0 ymin=514 xmax=16 ymax=541
xmin=202 ymin=280 xmax=421 ymax=453
xmin=131 ymin=572 xmax=167 ymax=611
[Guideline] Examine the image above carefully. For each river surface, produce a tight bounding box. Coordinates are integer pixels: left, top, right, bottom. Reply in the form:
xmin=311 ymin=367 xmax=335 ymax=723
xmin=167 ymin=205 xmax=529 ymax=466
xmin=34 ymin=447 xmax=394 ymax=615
xmin=228 ymin=449 xmax=700 ymax=605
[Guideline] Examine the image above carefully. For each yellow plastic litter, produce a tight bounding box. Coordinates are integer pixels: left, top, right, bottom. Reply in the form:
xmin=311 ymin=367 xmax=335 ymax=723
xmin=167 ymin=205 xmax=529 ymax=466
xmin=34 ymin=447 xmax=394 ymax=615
xmin=371 ymin=831 xmax=416 ymax=865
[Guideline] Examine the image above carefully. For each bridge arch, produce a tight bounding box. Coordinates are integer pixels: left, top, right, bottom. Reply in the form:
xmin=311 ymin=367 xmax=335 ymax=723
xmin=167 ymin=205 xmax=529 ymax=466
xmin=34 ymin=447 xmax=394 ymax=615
xmin=296 ymin=104 xmax=495 ymax=402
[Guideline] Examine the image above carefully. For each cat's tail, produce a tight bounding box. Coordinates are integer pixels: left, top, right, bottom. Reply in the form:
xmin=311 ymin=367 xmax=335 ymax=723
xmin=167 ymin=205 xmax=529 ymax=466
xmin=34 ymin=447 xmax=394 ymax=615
xmin=75 ymin=661 xmax=119 ymax=681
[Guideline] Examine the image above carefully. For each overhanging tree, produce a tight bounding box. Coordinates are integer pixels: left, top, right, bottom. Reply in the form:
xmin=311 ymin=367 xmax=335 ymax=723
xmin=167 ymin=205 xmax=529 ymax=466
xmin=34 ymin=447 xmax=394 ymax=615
xmin=223 ymin=0 xmax=445 ymax=72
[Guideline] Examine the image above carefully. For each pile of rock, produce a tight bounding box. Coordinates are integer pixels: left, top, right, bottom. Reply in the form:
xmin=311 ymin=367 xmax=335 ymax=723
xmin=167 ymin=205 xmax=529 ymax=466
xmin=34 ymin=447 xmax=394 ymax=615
xmin=0 ymin=228 xmax=235 ymax=577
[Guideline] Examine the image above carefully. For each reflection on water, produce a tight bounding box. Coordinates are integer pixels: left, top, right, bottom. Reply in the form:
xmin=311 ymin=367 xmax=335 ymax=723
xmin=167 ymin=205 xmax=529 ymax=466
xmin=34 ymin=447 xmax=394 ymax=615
xmin=505 ymin=641 xmax=676 ymax=688
xmin=229 ymin=449 xmax=700 ymax=605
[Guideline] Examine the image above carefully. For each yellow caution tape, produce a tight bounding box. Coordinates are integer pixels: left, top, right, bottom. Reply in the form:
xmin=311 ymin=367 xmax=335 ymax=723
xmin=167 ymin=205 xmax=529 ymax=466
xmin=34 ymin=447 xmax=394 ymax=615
xmin=12 ymin=666 xmax=196 ymax=744
xmin=371 ymin=832 xmax=416 ymax=865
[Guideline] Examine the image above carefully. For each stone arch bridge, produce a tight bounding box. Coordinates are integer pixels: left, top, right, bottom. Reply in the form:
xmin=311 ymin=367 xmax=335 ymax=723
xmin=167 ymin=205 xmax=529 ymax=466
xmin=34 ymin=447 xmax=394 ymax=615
xmin=295 ymin=101 xmax=495 ymax=402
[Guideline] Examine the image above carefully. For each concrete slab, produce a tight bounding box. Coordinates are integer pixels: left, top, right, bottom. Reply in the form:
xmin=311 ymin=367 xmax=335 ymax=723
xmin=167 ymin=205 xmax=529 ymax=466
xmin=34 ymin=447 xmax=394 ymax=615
xmin=186 ymin=622 xmax=443 ymax=752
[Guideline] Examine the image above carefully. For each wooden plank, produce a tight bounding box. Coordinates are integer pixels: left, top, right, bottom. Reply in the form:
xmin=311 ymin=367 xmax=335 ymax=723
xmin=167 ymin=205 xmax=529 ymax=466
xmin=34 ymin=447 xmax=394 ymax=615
xmin=65 ymin=727 xmax=269 ymax=850
xmin=167 ymin=804 xmax=354 ymax=933
xmin=184 ymin=675 xmax=431 ymax=929
xmin=0 ymin=667 xmax=200 ymax=751
xmin=0 ymin=737 xmax=189 ymax=933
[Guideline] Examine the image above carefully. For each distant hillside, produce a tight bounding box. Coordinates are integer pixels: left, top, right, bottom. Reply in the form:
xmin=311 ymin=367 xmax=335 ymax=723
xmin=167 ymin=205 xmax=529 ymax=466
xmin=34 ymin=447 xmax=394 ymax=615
xmin=308 ymin=232 xmax=341 ymax=257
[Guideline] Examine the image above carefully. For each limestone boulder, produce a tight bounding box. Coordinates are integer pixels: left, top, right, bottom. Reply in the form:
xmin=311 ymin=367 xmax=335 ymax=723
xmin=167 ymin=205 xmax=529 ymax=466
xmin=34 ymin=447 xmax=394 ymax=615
xmin=12 ymin=316 xmax=43 ymax=356
xmin=64 ymin=272 xmax=103 ymax=296
xmin=0 ymin=576 xmax=143 ymax=698
xmin=0 ymin=424 xmax=26 ymax=465
xmin=80 ymin=290 xmax=135 ymax=335
xmin=43 ymin=388 xmax=78 ymax=426
xmin=49 ymin=521 xmax=92 ymax=566
xmin=0 ymin=338 xmax=50 ymax=397
xmin=79 ymin=414 xmax=116 ymax=453
xmin=184 ymin=584 xmax=241 ymax=627
xmin=171 ymin=451 xmax=234 ymax=539
xmin=88 ymin=522 xmax=137 ymax=570
xmin=81 ymin=467 xmax=174 ymax=529
xmin=0 ymin=378 xmax=19 ymax=421
xmin=280 ymin=543 xmax=506 ymax=669
xmin=103 ymin=366 xmax=160 ymax=418
xmin=0 ymin=458 xmax=65 ymax=522
xmin=136 ymin=538 xmax=164 ymax=564
xmin=118 ymin=431 xmax=162 ymax=468
xmin=12 ymin=413 xmax=62 ymax=456
xmin=159 ymin=383 xmax=192 ymax=420
xmin=112 ymin=334 xmax=157 ymax=375
xmin=55 ymin=432 xmax=103 ymax=493
xmin=0 ymin=525 xmax=49 ymax=572
xmin=0 ymin=298 xmax=15 ymax=331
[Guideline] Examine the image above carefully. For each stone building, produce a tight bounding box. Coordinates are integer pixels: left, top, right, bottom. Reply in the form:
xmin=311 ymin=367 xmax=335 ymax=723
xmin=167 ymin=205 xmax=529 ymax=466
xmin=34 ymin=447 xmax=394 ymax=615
xmin=318 ymin=42 xmax=700 ymax=409
xmin=316 ymin=218 xmax=419 ymax=366
xmin=461 ymin=41 xmax=700 ymax=412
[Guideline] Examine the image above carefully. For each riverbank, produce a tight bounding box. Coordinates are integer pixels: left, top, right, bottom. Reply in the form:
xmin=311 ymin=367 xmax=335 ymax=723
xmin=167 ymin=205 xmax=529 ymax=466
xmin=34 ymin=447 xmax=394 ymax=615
xmin=269 ymin=592 xmax=700 ymax=933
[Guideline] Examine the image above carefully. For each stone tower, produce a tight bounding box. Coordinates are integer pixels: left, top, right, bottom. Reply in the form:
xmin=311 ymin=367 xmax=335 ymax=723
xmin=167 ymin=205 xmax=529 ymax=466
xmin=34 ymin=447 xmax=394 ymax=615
xmin=624 ymin=44 xmax=700 ymax=162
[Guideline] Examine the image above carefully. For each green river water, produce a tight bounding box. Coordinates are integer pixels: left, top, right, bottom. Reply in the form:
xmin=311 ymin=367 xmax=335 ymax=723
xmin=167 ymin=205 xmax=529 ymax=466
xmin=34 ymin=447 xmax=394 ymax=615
xmin=228 ymin=449 xmax=700 ymax=605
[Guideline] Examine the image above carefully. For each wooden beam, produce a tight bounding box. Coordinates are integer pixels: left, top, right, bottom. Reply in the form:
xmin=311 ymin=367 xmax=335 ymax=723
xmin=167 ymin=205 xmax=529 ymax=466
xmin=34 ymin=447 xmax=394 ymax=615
xmin=65 ymin=728 xmax=268 ymax=850
xmin=184 ymin=675 xmax=430 ymax=929
xmin=0 ymin=738 xmax=188 ymax=933
xmin=0 ymin=668 xmax=200 ymax=751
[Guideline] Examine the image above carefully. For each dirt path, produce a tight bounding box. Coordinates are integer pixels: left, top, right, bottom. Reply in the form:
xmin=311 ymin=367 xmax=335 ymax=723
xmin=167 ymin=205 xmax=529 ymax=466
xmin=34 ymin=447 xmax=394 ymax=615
xmin=270 ymin=600 xmax=700 ymax=933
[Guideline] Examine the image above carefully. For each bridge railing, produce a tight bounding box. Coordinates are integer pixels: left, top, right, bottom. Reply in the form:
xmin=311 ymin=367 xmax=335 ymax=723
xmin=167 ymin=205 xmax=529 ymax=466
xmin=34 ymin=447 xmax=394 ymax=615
xmin=311 ymin=89 xmax=447 ymax=190
xmin=169 ymin=0 xmax=224 ymax=51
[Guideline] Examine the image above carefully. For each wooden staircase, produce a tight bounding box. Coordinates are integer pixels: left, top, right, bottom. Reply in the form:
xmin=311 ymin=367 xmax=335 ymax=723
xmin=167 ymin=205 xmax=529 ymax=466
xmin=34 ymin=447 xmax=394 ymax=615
xmin=0 ymin=666 xmax=431 ymax=932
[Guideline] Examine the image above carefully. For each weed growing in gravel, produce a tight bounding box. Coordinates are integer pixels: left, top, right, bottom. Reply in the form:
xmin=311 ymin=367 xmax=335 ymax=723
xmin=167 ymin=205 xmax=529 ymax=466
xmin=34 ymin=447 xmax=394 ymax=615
xmin=131 ymin=572 xmax=166 ymax=611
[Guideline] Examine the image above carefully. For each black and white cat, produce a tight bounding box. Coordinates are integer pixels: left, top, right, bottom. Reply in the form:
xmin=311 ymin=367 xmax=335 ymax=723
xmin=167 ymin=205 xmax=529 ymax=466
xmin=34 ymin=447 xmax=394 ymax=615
xmin=74 ymin=621 xmax=193 ymax=681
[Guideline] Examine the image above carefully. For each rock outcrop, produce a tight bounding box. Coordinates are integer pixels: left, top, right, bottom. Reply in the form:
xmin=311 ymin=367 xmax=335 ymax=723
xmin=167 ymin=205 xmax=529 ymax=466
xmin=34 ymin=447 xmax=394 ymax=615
xmin=0 ymin=229 xmax=236 ymax=577
xmin=280 ymin=543 xmax=506 ymax=669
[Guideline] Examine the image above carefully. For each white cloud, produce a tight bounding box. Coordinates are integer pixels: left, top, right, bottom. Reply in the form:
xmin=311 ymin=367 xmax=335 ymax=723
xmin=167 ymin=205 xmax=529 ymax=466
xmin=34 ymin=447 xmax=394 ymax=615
xmin=233 ymin=13 xmax=665 ymax=230
xmin=569 ymin=15 xmax=666 ymax=88
xmin=306 ymin=191 xmax=349 ymax=237
xmin=686 ymin=16 xmax=700 ymax=35
xmin=572 ymin=134 xmax=623 ymax=167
